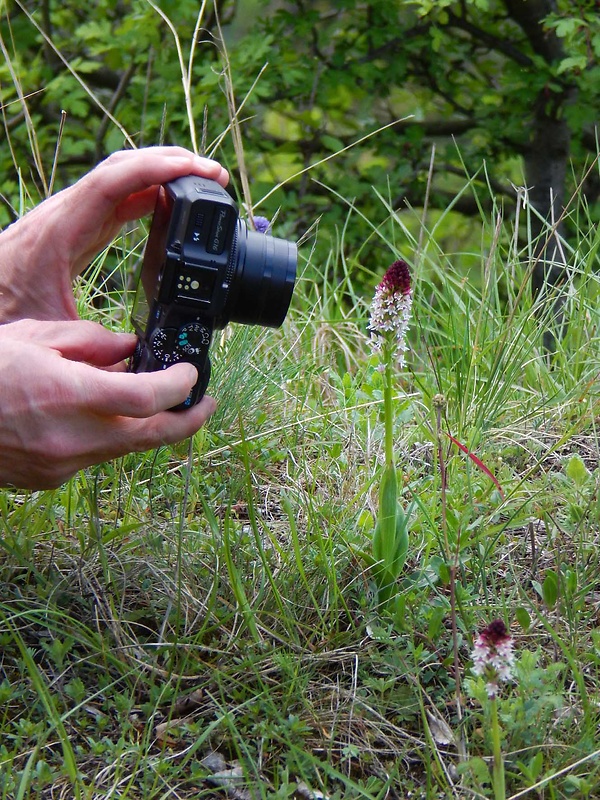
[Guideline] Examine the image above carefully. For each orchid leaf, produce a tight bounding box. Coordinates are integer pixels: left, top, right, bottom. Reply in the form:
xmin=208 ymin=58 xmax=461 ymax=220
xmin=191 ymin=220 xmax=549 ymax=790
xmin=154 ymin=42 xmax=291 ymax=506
xmin=373 ymin=463 xmax=398 ymax=568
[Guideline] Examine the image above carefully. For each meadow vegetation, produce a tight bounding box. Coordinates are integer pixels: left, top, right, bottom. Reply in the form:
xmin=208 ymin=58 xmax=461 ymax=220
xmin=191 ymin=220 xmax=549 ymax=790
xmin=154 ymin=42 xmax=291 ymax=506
xmin=1 ymin=2 xmax=600 ymax=798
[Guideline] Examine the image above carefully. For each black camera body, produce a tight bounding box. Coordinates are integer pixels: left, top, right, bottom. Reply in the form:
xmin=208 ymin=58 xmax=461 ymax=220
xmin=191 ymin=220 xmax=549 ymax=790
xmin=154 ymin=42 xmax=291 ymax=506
xmin=130 ymin=175 xmax=297 ymax=409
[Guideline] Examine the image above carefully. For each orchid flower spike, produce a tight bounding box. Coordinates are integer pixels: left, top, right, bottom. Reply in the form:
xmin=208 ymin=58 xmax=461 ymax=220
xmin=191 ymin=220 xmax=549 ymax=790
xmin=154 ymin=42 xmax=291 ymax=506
xmin=368 ymin=259 xmax=412 ymax=370
xmin=472 ymin=619 xmax=516 ymax=699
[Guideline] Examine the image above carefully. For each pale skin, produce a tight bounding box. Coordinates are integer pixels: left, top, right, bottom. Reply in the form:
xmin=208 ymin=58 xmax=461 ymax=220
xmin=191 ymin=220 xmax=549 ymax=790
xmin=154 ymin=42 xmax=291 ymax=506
xmin=0 ymin=147 xmax=229 ymax=490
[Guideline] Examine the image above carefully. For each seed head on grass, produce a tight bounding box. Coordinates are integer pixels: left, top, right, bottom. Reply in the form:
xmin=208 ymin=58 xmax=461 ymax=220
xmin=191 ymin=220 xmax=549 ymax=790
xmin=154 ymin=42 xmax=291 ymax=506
xmin=368 ymin=259 xmax=412 ymax=370
xmin=472 ymin=619 xmax=515 ymax=699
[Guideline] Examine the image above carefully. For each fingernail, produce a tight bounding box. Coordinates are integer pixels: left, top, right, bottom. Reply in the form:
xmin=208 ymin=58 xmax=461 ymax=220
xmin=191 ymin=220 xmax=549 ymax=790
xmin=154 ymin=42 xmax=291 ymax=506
xmin=184 ymin=363 xmax=200 ymax=384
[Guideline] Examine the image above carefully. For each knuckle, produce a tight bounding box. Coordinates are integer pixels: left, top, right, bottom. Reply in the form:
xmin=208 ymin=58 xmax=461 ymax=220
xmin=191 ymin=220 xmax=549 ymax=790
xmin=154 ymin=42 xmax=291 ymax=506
xmin=1 ymin=318 xmax=36 ymax=340
xmin=122 ymin=420 xmax=164 ymax=454
xmin=77 ymin=319 xmax=101 ymax=334
xmin=132 ymin=382 xmax=161 ymax=418
xmin=100 ymin=150 xmax=126 ymax=167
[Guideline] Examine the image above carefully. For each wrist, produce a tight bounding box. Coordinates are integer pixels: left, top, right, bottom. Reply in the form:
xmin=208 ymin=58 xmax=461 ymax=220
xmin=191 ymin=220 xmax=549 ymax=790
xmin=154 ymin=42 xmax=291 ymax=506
xmin=0 ymin=216 xmax=78 ymax=323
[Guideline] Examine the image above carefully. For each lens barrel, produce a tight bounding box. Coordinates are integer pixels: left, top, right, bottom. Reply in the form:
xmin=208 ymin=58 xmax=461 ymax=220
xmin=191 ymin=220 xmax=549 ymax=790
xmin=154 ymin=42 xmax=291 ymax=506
xmin=226 ymin=220 xmax=297 ymax=328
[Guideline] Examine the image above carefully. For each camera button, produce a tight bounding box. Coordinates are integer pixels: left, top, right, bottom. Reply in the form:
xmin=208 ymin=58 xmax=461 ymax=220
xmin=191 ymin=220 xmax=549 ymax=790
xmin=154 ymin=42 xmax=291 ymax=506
xmin=150 ymin=327 xmax=182 ymax=364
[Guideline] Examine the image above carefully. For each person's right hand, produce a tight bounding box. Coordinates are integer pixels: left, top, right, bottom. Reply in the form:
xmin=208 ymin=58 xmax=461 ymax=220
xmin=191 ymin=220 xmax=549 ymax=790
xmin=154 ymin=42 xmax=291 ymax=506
xmin=0 ymin=318 xmax=217 ymax=490
xmin=0 ymin=146 xmax=229 ymax=323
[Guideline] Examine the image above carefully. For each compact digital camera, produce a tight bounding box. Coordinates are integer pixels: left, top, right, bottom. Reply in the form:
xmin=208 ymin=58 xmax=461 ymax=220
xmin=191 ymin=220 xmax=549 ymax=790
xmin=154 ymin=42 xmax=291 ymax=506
xmin=130 ymin=175 xmax=297 ymax=409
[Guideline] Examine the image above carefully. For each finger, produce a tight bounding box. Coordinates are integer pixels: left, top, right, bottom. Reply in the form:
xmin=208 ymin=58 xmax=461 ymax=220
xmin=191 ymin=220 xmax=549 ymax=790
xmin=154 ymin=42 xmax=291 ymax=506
xmin=18 ymin=320 xmax=137 ymax=366
xmin=80 ymin=361 xmax=202 ymax=417
xmin=62 ymin=396 xmax=217 ymax=474
xmin=0 ymin=319 xmax=137 ymax=367
xmin=113 ymin=185 xmax=162 ymax=222
xmin=59 ymin=326 xmax=136 ymax=366
xmin=5 ymin=395 xmax=216 ymax=491
xmin=117 ymin=395 xmax=217 ymax=453
xmin=113 ymin=161 xmax=231 ymax=223
xmin=83 ymin=147 xmax=229 ymax=211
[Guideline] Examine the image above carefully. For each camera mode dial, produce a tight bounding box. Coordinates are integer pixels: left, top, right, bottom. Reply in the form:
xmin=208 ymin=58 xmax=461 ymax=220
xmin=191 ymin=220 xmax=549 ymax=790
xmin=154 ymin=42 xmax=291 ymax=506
xmin=150 ymin=328 xmax=183 ymax=364
xmin=177 ymin=322 xmax=211 ymax=357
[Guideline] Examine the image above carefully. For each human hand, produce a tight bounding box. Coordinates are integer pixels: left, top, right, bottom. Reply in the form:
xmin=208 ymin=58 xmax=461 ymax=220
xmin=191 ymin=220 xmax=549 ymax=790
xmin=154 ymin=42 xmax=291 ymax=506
xmin=0 ymin=318 xmax=216 ymax=489
xmin=0 ymin=146 xmax=228 ymax=323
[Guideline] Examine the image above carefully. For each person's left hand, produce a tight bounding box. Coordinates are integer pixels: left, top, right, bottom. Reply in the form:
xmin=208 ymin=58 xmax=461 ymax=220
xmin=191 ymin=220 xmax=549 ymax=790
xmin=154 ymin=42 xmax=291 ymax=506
xmin=0 ymin=318 xmax=217 ymax=489
xmin=0 ymin=146 xmax=229 ymax=322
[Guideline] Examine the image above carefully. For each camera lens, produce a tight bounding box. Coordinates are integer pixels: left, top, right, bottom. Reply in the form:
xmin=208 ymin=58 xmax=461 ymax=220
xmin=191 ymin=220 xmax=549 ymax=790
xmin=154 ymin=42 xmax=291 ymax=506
xmin=226 ymin=220 xmax=297 ymax=328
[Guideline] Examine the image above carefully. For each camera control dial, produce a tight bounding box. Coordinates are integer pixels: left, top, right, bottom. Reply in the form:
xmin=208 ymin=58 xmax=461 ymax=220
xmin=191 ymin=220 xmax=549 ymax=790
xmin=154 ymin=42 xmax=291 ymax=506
xmin=177 ymin=322 xmax=211 ymax=356
xmin=150 ymin=328 xmax=183 ymax=364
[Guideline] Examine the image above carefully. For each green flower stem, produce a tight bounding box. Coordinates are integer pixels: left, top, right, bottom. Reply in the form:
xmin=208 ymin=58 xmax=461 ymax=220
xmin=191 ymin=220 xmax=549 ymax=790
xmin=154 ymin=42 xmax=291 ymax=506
xmin=372 ymin=350 xmax=398 ymax=606
xmin=383 ymin=356 xmax=394 ymax=468
xmin=490 ymin=697 xmax=505 ymax=800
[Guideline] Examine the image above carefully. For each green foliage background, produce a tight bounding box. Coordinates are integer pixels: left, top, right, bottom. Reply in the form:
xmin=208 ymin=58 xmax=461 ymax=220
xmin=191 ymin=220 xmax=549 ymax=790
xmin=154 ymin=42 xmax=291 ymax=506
xmin=2 ymin=0 xmax=599 ymax=285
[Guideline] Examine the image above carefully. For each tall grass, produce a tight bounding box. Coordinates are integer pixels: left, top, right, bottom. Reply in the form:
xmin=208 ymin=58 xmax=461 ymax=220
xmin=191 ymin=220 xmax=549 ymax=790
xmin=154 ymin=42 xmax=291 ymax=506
xmin=2 ymin=3 xmax=600 ymax=797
